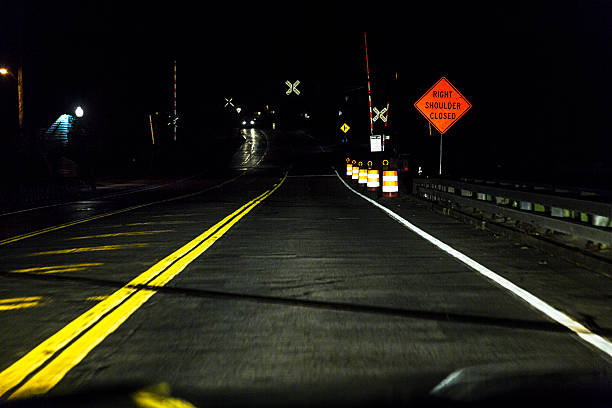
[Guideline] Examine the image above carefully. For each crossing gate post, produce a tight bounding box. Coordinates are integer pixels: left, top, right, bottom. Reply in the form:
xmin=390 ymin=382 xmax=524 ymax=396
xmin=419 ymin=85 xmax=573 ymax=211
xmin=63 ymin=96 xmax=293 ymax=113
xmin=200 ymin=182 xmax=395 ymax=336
xmin=382 ymin=159 xmax=399 ymax=198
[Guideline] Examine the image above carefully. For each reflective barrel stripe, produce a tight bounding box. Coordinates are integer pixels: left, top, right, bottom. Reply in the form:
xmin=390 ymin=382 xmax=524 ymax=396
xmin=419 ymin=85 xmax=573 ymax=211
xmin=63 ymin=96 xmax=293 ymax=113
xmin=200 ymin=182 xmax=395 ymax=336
xmin=352 ymin=166 xmax=360 ymax=180
xmin=382 ymin=172 xmax=398 ymax=181
xmin=367 ymin=170 xmax=380 ymax=189
xmin=358 ymin=168 xmax=368 ymax=184
xmin=346 ymin=164 xmax=353 ymax=176
xmin=382 ymin=170 xmax=399 ymax=196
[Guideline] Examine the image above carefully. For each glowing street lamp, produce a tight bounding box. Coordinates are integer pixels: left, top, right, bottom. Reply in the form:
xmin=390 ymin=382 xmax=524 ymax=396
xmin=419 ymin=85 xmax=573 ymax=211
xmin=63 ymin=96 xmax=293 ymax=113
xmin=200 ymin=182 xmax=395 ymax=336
xmin=0 ymin=65 xmax=24 ymax=138
xmin=75 ymin=106 xmax=84 ymax=118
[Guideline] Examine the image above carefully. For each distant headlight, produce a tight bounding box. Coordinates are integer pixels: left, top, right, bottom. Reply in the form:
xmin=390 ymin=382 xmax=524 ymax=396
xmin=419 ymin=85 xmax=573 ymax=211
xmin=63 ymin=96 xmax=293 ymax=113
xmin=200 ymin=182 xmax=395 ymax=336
xmin=242 ymin=121 xmax=247 ymax=125
xmin=250 ymin=120 xmax=255 ymax=125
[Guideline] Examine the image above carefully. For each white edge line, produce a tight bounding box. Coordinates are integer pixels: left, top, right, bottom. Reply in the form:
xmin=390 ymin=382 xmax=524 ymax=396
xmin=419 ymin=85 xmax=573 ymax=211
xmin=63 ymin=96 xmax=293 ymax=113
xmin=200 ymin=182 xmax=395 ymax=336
xmin=334 ymin=169 xmax=612 ymax=358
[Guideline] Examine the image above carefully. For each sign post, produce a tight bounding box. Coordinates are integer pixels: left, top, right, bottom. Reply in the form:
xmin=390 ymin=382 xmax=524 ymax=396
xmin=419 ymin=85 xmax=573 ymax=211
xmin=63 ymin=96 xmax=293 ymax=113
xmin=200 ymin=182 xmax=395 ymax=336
xmin=414 ymin=77 xmax=471 ymax=175
xmin=439 ymin=132 xmax=443 ymax=175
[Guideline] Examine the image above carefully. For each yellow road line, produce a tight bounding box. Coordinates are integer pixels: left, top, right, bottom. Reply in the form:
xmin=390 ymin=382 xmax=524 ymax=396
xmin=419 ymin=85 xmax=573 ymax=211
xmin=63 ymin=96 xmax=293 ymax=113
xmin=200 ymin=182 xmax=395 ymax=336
xmin=67 ymin=230 xmax=173 ymax=240
xmin=131 ymin=382 xmax=197 ymax=408
xmin=0 ymin=302 xmax=41 ymax=311
xmin=25 ymin=244 xmax=148 ymax=257
xmin=106 ymin=221 xmax=194 ymax=227
xmin=10 ymin=264 xmax=103 ymax=274
xmin=0 ymin=171 xmax=249 ymax=247
xmin=0 ymin=204 xmax=150 ymax=247
xmin=0 ymin=297 xmax=44 ymax=311
xmin=86 ymin=296 xmax=109 ymax=302
xmin=1 ymin=174 xmax=287 ymax=399
xmin=151 ymin=213 xmax=197 ymax=218
xmin=0 ymin=297 xmax=42 ymax=304
xmin=21 ymin=267 xmax=87 ymax=275
xmin=128 ymin=221 xmax=194 ymax=225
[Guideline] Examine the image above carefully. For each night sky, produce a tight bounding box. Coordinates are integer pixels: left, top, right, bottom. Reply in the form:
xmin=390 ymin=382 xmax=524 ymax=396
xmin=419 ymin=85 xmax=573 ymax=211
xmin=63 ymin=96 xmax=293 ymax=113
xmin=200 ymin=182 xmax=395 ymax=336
xmin=1 ymin=1 xmax=610 ymax=183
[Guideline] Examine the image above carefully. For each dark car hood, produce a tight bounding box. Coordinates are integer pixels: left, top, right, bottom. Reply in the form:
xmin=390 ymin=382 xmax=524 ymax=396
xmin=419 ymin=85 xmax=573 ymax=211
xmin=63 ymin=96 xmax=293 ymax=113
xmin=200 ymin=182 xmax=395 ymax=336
xmin=2 ymin=360 xmax=610 ymax=408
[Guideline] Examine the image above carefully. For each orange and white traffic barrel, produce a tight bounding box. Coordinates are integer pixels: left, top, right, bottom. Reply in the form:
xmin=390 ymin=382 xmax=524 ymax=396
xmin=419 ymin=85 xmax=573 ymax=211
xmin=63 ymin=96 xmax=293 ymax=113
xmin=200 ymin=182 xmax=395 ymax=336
xmin=351 ymin=160 xmax=359 ymax=181
xmin=358 ymin=162 xmax=368 ymax=187
xmin=382 ymin=160 xmax=398 ymax=197
xmin=366 ymin=161 xmax=380 ymax=191
xmin=346 ymin=158 xmax=352 ymax=178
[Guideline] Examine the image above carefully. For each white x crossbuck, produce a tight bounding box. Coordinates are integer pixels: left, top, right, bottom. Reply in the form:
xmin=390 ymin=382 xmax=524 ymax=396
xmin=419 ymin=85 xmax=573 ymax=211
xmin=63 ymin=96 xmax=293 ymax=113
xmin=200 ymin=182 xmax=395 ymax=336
xmin=285 ymin=80 xmax=300 ymax=95
xmin=224 ymin=98 xmax=234 ymax=108
xmin=372 ymin=106 xmax=388 ymax=122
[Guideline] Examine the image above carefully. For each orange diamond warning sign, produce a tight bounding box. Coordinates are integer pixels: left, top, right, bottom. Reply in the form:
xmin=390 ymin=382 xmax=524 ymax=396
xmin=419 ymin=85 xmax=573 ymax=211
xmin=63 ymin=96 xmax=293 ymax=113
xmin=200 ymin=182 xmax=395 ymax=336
xmin=414 ymin=77 xmax=471 ymax=134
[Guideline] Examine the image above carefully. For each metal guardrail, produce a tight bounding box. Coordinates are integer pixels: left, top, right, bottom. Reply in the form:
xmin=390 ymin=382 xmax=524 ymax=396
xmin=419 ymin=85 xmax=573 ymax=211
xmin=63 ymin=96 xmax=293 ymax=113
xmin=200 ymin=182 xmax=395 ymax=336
xmin=458 ymin=176 xmax=612 ymax=202
xmin=412 ymin=178 xmax=612 ymax=246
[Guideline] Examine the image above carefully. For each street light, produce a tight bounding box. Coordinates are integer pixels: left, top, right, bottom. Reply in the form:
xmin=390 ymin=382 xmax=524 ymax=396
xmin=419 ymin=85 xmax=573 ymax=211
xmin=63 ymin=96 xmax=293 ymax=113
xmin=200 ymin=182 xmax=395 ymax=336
xmin=0 ymin=65 xmax=24 ymax=139
xmin=75 ymin=106 xmax=84 ymax=118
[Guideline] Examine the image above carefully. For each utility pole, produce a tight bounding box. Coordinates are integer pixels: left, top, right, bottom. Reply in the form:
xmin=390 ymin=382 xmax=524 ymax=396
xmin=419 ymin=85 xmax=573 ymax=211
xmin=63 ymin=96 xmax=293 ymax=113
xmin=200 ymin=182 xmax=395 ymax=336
xmin=173 ymin=60 xmax=177 ymax=142
xmin=17 ymin=63 xmax=23 ymax=140
xmin=17 ymin=1 xmax=25 ymax=145
xmin=364 ymin=32 xmax=374 ymax=136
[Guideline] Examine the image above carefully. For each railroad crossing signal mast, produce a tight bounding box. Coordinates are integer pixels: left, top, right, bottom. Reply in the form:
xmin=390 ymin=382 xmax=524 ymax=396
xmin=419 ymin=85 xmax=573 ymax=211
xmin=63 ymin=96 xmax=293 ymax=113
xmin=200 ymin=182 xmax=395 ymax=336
xmin=364 ymin=32 xmax=374 ymax=136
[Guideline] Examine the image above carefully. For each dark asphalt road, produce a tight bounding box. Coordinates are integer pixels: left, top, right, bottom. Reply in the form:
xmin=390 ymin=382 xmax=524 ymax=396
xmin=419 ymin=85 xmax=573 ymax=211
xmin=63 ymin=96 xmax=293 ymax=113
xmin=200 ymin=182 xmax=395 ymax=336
xmin=0 ymin=128 xmax=610 ymax=407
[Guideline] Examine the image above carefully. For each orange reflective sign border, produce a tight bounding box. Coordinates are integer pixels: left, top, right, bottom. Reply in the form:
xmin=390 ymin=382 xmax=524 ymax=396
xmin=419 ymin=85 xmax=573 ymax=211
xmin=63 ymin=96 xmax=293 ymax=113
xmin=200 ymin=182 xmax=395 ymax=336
xmin=414 ymin=77 xmax=471 ymax=134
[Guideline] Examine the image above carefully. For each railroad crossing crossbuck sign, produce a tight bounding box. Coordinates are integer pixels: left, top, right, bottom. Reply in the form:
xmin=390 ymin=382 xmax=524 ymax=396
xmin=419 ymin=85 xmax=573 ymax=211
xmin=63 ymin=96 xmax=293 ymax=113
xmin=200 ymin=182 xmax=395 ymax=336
xmin=224 ymin=98 xmax=234 ymax=108
xmin=372 ymin=106 xmax=388 ymax=123
xmin=285 ymin=80 xmax=300 ymax=95
xmin=414 ymin=77 xmax=471 ymax=134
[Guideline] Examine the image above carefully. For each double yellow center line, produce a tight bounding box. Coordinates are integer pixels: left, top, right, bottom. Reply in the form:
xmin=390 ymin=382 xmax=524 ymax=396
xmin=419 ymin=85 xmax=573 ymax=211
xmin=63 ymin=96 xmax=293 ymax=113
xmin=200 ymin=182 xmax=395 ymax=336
xmin=0 ymin=174 xmax=286 ymax=400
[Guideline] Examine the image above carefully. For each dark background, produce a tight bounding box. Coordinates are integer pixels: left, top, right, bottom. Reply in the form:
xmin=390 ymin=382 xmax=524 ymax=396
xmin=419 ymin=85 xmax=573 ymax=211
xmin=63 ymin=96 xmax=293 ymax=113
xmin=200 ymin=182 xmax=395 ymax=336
xmin=0 ymin=1 xmax=610 ymax=185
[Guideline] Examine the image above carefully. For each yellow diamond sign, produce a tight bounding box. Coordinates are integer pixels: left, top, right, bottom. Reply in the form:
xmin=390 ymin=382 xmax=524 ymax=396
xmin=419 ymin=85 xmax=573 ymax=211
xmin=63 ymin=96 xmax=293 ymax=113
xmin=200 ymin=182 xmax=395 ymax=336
xmin=340 ymin=123 xmax=350 ymax=133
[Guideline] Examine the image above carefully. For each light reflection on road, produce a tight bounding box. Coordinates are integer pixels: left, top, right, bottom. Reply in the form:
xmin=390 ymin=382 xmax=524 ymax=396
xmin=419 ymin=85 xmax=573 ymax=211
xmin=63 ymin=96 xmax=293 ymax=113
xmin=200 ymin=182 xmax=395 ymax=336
xmin=230 ymin=128 xmax=268 ymax=171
